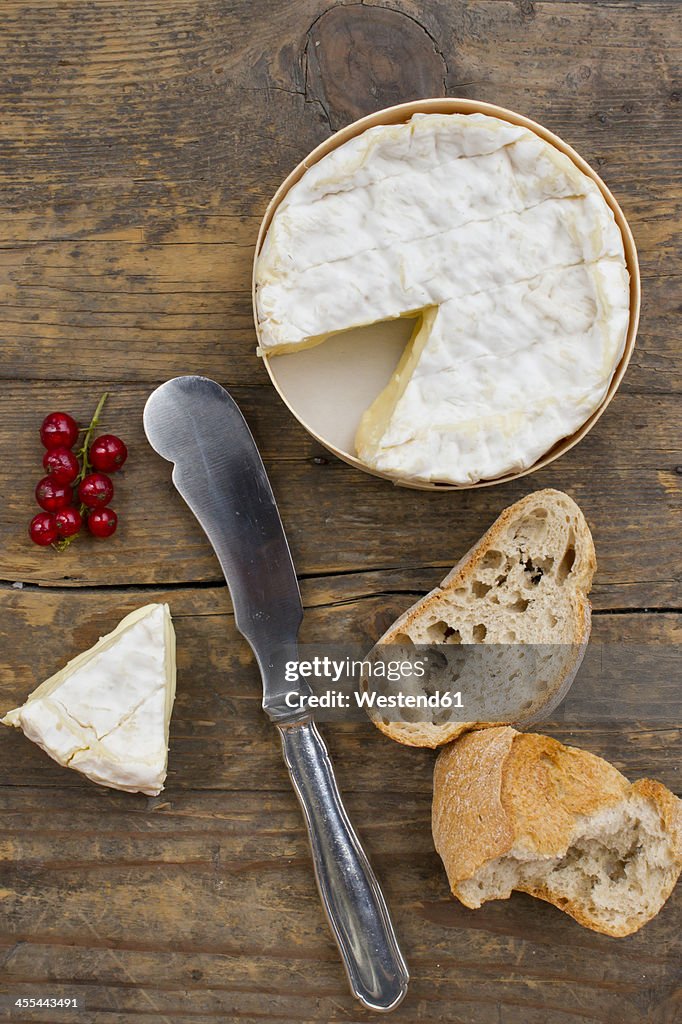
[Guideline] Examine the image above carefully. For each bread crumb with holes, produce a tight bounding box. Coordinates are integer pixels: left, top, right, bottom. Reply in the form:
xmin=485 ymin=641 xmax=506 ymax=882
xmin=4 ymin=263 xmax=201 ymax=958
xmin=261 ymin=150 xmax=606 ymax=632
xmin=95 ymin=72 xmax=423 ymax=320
xmin=364 ymin=488 xmax=595 ymax=747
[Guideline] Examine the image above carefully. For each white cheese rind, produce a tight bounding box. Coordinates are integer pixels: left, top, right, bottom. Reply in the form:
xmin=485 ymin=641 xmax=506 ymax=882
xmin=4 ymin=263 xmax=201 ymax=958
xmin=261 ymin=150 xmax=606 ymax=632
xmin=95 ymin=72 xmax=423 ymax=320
xmin=360 ymin=259 xmax=630 ymax=483
xmin=2 ymin=603 xmax=176 ymax=796
xmin=254 ymin=112 xmax=630 ymax=485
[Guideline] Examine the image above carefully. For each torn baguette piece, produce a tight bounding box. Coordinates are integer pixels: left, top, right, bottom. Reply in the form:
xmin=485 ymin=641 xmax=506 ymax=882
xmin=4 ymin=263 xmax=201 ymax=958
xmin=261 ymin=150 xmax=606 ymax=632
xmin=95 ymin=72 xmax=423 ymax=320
xmin=2 ymin=603 xmax=176 ymax=796
xmin=365 ymin=489 xmax=595 ymax=747
xmin=432 ymin=726 xmax=682 ymax=936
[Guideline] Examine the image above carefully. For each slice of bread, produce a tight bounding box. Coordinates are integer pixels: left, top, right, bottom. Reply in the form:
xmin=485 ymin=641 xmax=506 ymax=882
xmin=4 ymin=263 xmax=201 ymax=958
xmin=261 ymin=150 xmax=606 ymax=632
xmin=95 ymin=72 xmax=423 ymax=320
xmin=432 ymin=727 xmax=682 ymax=936
xmin=365 ymin=489 xmax=596 ymax=747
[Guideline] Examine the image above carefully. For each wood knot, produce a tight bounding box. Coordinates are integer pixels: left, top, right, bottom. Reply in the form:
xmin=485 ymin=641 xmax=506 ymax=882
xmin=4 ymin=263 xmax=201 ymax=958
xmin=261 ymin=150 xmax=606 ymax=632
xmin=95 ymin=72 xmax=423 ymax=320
xmin=305 ymin=4 xmax=447 ymax=131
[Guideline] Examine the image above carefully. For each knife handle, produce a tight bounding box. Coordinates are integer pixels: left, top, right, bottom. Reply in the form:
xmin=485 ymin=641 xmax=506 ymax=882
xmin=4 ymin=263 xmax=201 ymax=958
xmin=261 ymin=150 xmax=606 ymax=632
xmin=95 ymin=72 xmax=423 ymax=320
xmin=277 ymin=718 xmax=409 ymax=1013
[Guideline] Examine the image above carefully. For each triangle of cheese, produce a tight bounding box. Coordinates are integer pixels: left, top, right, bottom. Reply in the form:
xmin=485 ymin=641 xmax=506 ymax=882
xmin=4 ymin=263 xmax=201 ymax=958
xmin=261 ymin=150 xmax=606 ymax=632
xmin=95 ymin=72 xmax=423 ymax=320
xmin=2 ymin=603 xmax=176 ymax=796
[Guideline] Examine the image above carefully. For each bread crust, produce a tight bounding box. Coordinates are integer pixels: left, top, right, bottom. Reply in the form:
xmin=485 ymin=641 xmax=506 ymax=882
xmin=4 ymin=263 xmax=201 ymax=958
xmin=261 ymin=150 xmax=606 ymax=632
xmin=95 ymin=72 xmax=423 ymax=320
xmin=368 ymin=489 xmax=596 ymax=747
xmin=432 ymin=726 xmax=517 ymax=881
xmin=432 ymin=727 xmax=682 ymax=936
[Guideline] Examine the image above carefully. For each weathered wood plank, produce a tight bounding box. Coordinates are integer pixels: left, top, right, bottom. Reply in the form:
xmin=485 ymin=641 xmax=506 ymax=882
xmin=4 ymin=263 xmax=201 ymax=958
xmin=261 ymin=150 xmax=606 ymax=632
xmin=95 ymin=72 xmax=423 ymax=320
xmin=1 ymin=1 xmax=680 ymax=1021
xmin=1 ymin=384 xmax=680 ymax=608
xmin=0 ymin=230 xmax=679 ymax=394
xmin=0 ymin=753 xmax=680 ymax=1023
xmin=1 ymin=781 xmax=670 ymax=1013
xmin=0 ymin=674 xmax=679 ymax=1024
xmin=1 ymin=586 xmax=679 ymax=792
xmin=0 ymin=1 xmax=680 ymax=391
xmin=0 ymin=873 xmax=678 ymax=1023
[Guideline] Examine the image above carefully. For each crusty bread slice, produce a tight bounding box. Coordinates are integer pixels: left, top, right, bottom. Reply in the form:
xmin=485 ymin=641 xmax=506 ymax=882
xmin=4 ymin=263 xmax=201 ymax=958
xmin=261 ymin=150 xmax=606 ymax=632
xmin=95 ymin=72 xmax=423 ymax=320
xmin=432 ymin=727 xmax=682 ymax=936
xmin=365 ymin=489 xmax=596 ymax=747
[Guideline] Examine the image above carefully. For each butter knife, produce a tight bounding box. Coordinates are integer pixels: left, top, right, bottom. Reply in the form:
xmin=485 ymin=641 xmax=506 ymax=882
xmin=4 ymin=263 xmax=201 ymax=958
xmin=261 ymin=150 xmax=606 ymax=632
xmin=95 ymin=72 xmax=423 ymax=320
xmin=143 ymin=375 xmax=408 ymax=1012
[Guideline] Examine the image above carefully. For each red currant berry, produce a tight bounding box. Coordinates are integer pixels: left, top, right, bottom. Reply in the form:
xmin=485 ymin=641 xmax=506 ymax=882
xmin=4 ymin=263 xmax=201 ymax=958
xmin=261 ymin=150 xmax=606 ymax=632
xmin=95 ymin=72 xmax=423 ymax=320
xmin=40 ymin=411 xmax=79 ymax=450
xmin=55 ymin=506 xmax=83 ymax=538
xmin=42 ymin=446 xmax=79 ymax=484
xmin=87 ymin=507 xmax=117 ymax=538
xmin=78 ymin=472 xmax=114 ymax=508
xmin=29 ymin=511 xmax=58 ymax=546
xmin=35 ymin=476 xmax=73 ymax=512
xmin=90 ymin=434 xmax=128 ymax=472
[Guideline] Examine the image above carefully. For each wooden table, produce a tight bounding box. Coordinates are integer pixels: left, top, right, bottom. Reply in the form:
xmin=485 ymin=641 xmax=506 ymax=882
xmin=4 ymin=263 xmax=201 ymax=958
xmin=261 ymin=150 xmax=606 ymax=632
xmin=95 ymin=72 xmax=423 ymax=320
xmin=1 ymin=2 xmax=680 ymax=1022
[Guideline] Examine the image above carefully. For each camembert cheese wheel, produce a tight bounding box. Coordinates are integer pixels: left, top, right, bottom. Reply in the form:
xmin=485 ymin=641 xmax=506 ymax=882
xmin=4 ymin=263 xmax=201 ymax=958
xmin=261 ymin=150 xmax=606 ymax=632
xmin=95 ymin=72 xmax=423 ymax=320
xmin=254 ymin=113 xmax=630 ymax=485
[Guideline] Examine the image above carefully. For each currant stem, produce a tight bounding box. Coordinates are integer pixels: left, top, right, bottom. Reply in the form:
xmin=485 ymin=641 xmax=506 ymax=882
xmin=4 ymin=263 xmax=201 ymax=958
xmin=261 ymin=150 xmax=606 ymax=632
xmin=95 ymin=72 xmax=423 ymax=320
xmin=53 ymin=392 xmax=109 ymax=552
xmin=76 ymin=391 xmax=109 ymax=481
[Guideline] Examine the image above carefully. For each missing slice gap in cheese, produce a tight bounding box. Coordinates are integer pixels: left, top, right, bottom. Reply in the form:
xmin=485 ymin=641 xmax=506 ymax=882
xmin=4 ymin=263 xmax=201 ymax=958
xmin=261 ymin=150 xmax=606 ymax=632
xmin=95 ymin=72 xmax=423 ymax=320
xmin=355 ymin=306 xmax=438 ymax=457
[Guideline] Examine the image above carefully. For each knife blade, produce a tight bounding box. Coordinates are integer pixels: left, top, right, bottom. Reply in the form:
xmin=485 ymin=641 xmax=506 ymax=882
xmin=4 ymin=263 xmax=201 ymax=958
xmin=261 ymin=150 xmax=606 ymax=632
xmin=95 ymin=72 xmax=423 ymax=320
xmin=143 ymin=376 xmax=408 ymax=1012
xmin=143 ymin=374 xmax=304 ymax=722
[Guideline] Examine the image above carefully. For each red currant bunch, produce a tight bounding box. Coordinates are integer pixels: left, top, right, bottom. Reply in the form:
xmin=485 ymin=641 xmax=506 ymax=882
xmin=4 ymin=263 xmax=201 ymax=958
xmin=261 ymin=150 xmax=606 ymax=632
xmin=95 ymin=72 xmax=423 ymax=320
xmin=28 ymin=393 xmax=128 ymax=550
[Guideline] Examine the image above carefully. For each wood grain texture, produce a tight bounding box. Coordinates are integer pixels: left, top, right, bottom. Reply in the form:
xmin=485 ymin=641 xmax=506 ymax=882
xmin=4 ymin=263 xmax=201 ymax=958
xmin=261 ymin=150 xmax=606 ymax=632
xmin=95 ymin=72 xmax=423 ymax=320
xmin=0 ymin=0 xmax=680 ymax=1021
xmin=1 ymin=585 xmax=681 ymax=791
xmin=305 ymin=5 xmax=448 ymax=128
xmin=0 ymin=588 xmax=680 ymax=1023
xmin=2 ymin=383 xmax=680 ymax=607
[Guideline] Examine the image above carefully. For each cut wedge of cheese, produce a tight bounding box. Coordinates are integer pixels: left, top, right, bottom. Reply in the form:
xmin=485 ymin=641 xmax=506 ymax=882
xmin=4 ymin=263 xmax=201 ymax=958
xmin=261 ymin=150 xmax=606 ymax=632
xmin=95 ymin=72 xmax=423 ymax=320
xmin=254 ymin=112 xmax=631 ymax=485
xmin=2 ymin=603 xmax=176 ymax=796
